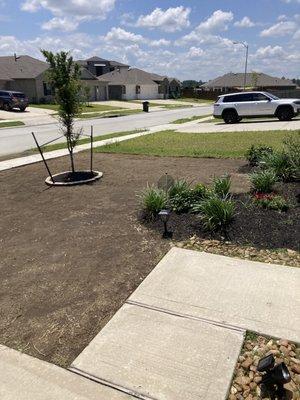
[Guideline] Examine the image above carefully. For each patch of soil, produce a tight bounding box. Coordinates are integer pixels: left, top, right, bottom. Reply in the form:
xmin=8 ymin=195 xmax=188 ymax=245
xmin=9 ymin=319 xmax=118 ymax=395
xmin=0 ymin=153 xmax=247 ymax=367
xmin=144 ymin=182 xmax=300 ymax=251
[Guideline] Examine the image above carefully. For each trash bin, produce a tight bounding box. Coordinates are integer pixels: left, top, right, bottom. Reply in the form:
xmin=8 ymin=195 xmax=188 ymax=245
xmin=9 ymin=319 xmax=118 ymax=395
xmin=142 ymin=101 xmax=149 ymax=112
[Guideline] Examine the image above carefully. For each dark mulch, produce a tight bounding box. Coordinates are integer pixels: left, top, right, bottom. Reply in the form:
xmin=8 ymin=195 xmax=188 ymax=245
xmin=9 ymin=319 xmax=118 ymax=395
xmin=143 ymin=182 xmax=300 ymax=251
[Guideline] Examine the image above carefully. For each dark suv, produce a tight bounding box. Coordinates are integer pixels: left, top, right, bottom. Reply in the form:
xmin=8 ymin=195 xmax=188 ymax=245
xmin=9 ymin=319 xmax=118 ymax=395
xmin=0 ymin=90 xmax=29 ymax=112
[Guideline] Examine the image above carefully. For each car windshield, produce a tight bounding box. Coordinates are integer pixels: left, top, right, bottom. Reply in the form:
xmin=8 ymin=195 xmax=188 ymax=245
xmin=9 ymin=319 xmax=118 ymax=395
xmin=264 ymin=92 xmax=279 ymax=100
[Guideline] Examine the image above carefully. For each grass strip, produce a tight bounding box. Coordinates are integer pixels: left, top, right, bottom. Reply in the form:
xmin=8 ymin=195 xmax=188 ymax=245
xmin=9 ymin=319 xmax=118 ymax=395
xmin=0 ymin=121 xmax=25 ymax=128
xmin=94 ymin=129 xmax=295 ymax=159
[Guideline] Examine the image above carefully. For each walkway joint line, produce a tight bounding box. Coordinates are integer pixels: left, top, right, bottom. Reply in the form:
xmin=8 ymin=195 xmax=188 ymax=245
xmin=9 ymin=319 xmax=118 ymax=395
xmin=69 ymin=366 xmax=159 ymax=400
xmin=126 ymin=299 xmax=246 ymax=334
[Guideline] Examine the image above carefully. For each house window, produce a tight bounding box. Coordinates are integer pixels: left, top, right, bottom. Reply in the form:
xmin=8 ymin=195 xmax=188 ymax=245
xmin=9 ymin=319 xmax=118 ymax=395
xmin=43 ymin=82 xmax=52 ymax=96
xmin=121 ymin=85 xmax=126 ymax=94
xmin=158 ymin=84 xmax=165 ymax=94
xmin=136 ymin=85 xmax=141 ymax=95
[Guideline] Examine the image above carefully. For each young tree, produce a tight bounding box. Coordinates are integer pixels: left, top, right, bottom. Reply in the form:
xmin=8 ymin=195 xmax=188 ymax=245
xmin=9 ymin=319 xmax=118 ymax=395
xmin=41 ymin=50 xmax=82 ymax=173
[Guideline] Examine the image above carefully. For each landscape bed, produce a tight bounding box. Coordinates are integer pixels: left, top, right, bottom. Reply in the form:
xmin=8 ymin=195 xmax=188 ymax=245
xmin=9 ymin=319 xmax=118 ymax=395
xmin=228 ymin=333 xmax=300 ymax=399
xmin=0 ymin=152 xmax=248 ymax=367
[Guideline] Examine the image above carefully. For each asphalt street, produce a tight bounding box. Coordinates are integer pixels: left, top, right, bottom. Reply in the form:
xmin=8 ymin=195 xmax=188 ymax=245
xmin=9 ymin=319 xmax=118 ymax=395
xmin=0 ymin=106 xmax=212 ymax=157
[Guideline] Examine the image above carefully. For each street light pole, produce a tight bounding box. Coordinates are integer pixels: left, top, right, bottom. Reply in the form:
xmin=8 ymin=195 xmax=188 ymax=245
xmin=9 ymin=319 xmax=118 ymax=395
xmin=233 ymin=41 xmax=249 ymax=91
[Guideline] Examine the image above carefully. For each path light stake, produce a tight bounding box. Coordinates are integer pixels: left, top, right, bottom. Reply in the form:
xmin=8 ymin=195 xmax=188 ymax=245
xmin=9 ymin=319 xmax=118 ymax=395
xmin=90 ymin=125 xmax=93 ymax=173
xmin=257 ymin=354 xmax=291 ymax=398
xmin=158 ymin=209 xmax=173 ymax=239
xmin=31 ymin=132 xmax=54 ymax=183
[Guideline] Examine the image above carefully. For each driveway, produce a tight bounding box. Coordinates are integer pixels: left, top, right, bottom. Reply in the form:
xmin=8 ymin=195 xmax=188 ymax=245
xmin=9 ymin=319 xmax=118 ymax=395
xmin=176 ymin=116 xmax=300 ymax=133
xmin=0 ymin=106 xmax=56 ymax=126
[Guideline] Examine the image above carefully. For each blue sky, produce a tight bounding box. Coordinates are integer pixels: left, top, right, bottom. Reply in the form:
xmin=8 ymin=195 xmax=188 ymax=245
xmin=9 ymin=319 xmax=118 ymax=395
xmin=0 ymin=0 xmax=299 ymax=80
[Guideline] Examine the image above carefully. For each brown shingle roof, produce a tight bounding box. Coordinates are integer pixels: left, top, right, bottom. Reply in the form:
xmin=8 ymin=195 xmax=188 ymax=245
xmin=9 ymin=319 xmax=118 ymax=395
xmin=0 ymin=55 xmax=48 ymax=79
xmin=201 ymin=72 xmax=296 ymax=88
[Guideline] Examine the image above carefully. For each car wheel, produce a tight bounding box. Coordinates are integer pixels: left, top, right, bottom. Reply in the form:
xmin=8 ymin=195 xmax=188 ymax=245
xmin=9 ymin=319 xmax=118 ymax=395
xmin=3 ymin=103 xmax=12 ymax=111
xmin=19 ymin=106 xmax=26 ymax=112
xmin=277 ymin=107 xmax=294 ymax=121
xmin=223 ymin=110 xmax=239 ymax=124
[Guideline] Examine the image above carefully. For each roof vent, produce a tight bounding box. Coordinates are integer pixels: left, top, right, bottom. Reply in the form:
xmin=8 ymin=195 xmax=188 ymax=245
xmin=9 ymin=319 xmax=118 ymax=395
xmin=14 ymin=53 xmax=20 ymax=62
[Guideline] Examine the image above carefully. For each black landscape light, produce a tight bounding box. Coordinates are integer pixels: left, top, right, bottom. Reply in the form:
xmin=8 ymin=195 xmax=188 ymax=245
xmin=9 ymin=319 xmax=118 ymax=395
xmin=158 ymin=209 xmax=173 ymax=239
xmin=257 ymin=354 xmax=291 ymax=398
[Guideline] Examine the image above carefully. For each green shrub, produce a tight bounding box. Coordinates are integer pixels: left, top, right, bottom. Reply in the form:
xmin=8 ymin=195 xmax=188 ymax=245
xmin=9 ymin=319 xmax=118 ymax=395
xmin=250 ymin=170 xmax=277 ymax=193
xmin=245 ymin=145 xmax=273 ymax=166
xmin=168 ymin=179 xmax=190 ymax=198
xmin=168 ymin=181 xmax=211 ymax=213
xmin=283 ymin=133 xmax=300 ymax=180
xmin=212 ymin=174 xmax=231 ymax=199
xmin=261 ymin=151 xmax=294 ymax=181
xmin=138 ymin=185 xmax=167 ymax=219
xmin=253 ymin=193 xmax=288 ymax=212
xmin=193 ymin=197 xmax=235 ymax=231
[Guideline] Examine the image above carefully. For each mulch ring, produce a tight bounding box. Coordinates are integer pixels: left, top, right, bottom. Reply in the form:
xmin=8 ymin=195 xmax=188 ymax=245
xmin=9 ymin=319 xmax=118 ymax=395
xmin=142 ymin=182 xmax=300 ymax=252
xmin=228 ymin=333 xmax=300 ymax=400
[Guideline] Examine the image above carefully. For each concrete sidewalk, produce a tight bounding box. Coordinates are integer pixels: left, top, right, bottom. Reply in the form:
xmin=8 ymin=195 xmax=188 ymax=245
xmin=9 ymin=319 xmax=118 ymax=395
xmin=70 ymin=248 xmax=300 ymax=400
xmin=177 ymin=118 xmax=300 ymax=133
xmin=0 ymin=344 xmax=133 ymax=399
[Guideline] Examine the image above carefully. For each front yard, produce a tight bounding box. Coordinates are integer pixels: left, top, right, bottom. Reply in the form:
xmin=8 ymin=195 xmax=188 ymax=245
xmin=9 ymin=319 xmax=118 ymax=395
xmin=30 ymin=103 xmax=126 ymax=113
xmin=95 ymin=129 xmax=295 ymax=158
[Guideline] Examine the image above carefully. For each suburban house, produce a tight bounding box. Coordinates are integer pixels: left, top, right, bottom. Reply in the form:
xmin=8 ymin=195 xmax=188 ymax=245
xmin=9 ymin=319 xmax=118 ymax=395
xmin=97 ymin=67 xmax=181 ymax=100
xmin=199 ymin=72 xmax=297 ymax=92
xmin=0 ymin=54 xmax=181 ymax=103
xmin=0 ymin=55 xmax=104 ymax=103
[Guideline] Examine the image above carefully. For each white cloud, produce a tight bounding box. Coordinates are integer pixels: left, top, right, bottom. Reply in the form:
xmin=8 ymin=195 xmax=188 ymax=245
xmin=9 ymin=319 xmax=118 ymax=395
xmin=149 ymin=39 xmax=171 ymax=47
xmin=21 ymin=0 xmax=115 ymax=30
xmin=196 ymin=10 xmax=233 ymax=32
xmin=136 ymin=6 xmax=190 ymax=32
xmin=234 ymin=16 xmax=255 ymax=28
xmin=101 ymin=27 xmax=144 ymax=43
xmin=42 ymin=17 xmax=78 ymax=32
xmin=255 ymin=45 xmax=285 ymax=58
xmin=187 ymin=47 xmax=205 ymax=58
xmin=260 ymin=20 xmax=297 ymax=36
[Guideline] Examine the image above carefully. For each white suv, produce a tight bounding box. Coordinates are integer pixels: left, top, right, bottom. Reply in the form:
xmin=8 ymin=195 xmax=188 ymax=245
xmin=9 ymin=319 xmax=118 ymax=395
xmin=213 ymin=91 xmax=300 ymax=124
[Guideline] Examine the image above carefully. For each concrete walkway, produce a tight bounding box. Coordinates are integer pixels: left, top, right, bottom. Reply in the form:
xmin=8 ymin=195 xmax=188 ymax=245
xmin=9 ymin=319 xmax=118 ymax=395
xmin=0 ymin=344 xmax=133 ymax=399
xmin=0 ymin=125 xmax=172 ymax=172
xmin=70 ymin=248 xmax=300 ymax=400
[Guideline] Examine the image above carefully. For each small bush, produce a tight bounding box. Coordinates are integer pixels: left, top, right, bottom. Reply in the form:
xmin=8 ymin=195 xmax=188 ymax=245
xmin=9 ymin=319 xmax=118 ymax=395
xmin=245 ymin=145 xmax=273 ymax=166
xmin=193 ymin=197 xmax=235 ymax=231
xmin=212 ymin=174 xmax=231 ymax=199
xmin=250 ymin=170 xmax=277 ymax=193
xmin=283 ymin=133 xmax=300 ymax=180
xmin=168 ymin=179 xmax=190 ymax=198
xmin=138 ymin=185 xmax=167 ymax=219
xmin=169 ymin=181 xmax=211 ymax=213
xmin=261 ymin=151 xmax=294 ymax=182
xmin=253 ymin=193 xmax=288 ymax=212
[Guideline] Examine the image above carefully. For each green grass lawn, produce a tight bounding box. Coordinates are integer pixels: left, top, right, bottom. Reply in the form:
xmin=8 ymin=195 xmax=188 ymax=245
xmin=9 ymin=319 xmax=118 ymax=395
xmin=94 ymin=129 xmax=296 ymax=158
xmin=176 ymin=98 xmax=214 ymax=104
xmin=30 ymin=129 xmax=146 ymax=153
xmin=77 ymin=109 xmax=143 ymax=119
xmin=30 ymin=103 xmax=125 ymax=112
xmin=171 ymin=114 xmax=211 ymax=124
xmin=0 ymin=121 xmax=25 ymax=128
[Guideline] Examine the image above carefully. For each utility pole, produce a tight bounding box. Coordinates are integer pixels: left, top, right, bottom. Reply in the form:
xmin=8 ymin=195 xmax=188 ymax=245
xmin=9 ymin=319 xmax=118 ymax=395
xmin=233 ymin=41 xmax=249 ymax=91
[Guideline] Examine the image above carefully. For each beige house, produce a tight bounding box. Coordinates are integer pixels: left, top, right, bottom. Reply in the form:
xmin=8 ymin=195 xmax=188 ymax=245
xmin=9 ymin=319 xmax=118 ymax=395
xmin=0 ymin=55 xmax=105 ymax=103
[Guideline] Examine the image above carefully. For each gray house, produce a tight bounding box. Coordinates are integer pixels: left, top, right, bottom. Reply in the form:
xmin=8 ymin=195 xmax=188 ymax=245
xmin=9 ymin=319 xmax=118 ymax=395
xmin=0 ymin=55 xmax=107 ymax=102
xmin=200 ymin=72 xmax=296 ymax=92
xmin=0 ymin=54 xmax=181 ymax=102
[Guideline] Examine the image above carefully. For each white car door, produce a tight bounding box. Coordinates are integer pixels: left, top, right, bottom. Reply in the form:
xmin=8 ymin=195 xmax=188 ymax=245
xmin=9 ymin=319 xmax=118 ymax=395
xmin=227 ymin=93 xmax=253 ymax=116
xmin=252 ymin=93 xmax=274 ymax=116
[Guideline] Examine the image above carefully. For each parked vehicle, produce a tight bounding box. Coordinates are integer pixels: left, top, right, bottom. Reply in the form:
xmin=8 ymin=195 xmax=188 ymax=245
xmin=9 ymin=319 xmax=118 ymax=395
xmin=0 ymin=90 xmax=29 ymax=112
xmin=213 ymin=91 xmax=300 ymax=124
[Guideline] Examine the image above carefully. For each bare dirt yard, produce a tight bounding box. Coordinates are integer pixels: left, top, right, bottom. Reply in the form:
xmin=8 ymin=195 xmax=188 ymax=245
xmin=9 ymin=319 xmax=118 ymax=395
xmin=0 ymin=153 xmax=248 ymax=367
